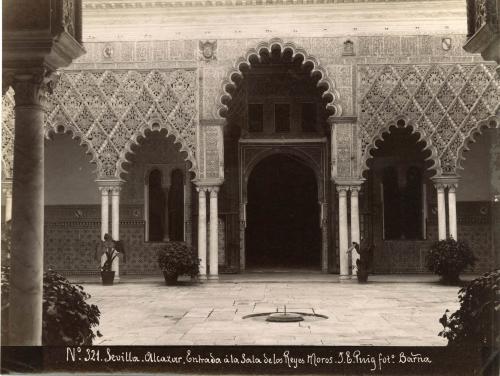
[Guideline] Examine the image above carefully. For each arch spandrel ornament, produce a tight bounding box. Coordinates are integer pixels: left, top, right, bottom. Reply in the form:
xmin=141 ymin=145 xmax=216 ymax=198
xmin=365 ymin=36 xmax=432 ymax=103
xmin=215 ymin=38 xmax=343 ymax=119
xmin=358 ymin=63 xmax=500 ymax=177
xmin=456 ymin=114 xmax=500 ymax=172
xmin=1 ymin=88 xmax=15 ymax=179
xmin=39 ymin=69 xmax=199 ymax=179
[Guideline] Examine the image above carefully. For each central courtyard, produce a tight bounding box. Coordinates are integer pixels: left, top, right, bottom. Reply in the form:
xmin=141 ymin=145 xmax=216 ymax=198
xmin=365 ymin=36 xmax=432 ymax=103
xmin=79 ymin=275 xmax=463 ymax=347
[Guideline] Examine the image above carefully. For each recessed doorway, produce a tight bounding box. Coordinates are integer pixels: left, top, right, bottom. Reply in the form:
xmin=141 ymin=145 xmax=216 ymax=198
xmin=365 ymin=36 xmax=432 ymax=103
xmin=245 ymin=154 xmax=321 ymax=270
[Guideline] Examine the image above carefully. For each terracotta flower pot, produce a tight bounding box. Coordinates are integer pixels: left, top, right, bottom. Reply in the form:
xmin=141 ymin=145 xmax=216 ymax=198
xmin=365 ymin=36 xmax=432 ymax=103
xmin=163 ymin=271 xmax=178 ymax=286
xmin=101 ymin=270 xmax=115 ymax=285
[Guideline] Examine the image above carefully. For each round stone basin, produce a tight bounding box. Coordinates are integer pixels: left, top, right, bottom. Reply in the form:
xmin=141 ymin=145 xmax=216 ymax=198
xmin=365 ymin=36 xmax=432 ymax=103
xmin=266 ymin=312 xmax=304 ymax=322
xmin=242 ymin=311 xmax=328 ymax=323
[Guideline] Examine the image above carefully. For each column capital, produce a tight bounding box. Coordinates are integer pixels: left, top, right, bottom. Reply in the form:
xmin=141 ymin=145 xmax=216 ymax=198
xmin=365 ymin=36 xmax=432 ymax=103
xmin=208 ymin=186 xmax=220 ymax=195
xmin=9 ymin=69 xmax=60 ymax=107
xmin=432 ymin=176 xmax=460 ymax=189
xmin=327 ymin=116 xmax=358 ymax=126
xmin=196 ymin=186 xmax=209 ymax=193
xmin=96 ymin=178 xmax=124 ymax=191
xmin=336 ymin=185 xmax=349 ymax=195
xmin=2 ymin=179 xmax=13 ymax=195
xmin=194 ymin=178 xmax=224 ymax=188
xmin=199 ymin=118 xmax=226 ymax=128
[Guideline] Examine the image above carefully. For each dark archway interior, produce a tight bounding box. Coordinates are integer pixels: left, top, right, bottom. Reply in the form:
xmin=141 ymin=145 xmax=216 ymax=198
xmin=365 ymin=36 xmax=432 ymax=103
xmin=148 ymin=169 xmax=165 ymax=241
xmin=246 ymin=154 xmax=320 ymax=269
xmin=168 ymin=168 xmax=184 ymax=241
xmin=367 ymin=126 xmax=433 ymax=240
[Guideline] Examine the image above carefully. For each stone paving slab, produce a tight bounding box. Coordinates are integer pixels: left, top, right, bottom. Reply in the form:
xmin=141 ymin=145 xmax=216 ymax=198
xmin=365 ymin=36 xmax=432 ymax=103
xmin=82 ymin=276 xmax=461 ymax=346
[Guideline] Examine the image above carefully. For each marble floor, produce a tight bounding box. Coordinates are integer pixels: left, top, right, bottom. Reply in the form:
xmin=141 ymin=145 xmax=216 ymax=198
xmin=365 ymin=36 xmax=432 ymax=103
xmin=79 ymin=274 xmax=464 ymax=346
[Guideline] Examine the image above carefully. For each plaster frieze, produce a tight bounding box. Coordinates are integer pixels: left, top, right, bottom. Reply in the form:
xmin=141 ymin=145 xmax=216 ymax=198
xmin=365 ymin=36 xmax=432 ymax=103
xmin=81 ymin=0 xmax=467 ymax=41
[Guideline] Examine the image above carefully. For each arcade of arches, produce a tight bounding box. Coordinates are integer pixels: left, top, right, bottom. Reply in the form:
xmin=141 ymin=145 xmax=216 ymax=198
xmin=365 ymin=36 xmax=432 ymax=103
xmin=2 ymin=1 xmax=500 ymax=284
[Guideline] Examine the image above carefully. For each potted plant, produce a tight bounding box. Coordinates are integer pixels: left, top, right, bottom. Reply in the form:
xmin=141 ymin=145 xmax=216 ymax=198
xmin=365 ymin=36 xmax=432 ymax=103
xmin=157 ymin=242 xmax=199 ymax=285
xmin=426 ymin=238 xmax=476 ymax=285
xmin=101 ymin=249 xmax=117 ymax=285
xmin=354 ymin=242 xmax=374 ymax=283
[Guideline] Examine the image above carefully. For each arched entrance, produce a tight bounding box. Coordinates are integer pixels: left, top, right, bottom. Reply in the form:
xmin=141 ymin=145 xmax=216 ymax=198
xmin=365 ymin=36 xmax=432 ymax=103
xmin=246 ymin=154 xmax=321 ymax=270
xmin=363 ymin=125 xmax=435 ymax=273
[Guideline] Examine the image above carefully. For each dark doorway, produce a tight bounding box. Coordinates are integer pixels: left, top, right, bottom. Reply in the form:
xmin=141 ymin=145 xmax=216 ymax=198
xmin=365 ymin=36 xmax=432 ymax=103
xmin=148 ymin=169 xmax=166 ymax=241
xmin=168 ymin=169 xmax=184 ymax=241
xmin=246 ymin=154 xmax=321 ymax=269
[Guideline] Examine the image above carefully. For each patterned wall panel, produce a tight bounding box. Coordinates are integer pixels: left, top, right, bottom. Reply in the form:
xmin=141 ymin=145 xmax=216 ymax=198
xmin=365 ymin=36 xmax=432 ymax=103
xmin=1 ymin=89 xmax=15 ymax=178
xmin=358 ymin=63 xmax=500 ymax=176
xmin=2 ymin=69 xmax=199 ymax=180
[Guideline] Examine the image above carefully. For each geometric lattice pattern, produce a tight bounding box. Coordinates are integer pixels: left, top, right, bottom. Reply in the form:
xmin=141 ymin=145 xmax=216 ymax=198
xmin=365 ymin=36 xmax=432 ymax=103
xmin=1 ymin=88 xmax=15 ymax=178
xmin=2 ymin=69 xmax=198 ymax=179
xmin=359 ymin=63 xmax=500 ymax=175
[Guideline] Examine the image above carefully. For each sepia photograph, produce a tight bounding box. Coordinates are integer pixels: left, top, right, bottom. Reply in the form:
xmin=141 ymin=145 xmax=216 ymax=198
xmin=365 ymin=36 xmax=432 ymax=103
xmin=1 ymin=0 xmax=499 ymax=374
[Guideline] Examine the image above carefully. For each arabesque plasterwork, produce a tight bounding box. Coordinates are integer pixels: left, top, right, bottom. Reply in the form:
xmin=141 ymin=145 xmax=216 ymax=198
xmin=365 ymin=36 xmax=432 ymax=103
xmin=2 ymin=69 xmax=198 ymax=179
xmin=358 ymin=63 xmax=500 ymax=176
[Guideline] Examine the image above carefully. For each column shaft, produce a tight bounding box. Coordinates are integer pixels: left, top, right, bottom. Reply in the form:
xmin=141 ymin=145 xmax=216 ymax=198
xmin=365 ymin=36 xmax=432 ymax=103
xmin=9 ymin=103 xmax=44 ymax=345
xmin=350 ymin=187 xmax=361 ymax=273
xmin=111 ymin=187 xmax=120 ymax=279
xmin=4 ymin=188 xmax=13 ymax=222
xmin=338 ymin=187 xmax=349 ymax=279
xmin=448 ymin=185 xmax=457 ymax=239
xmin=111 ymin=188 xmax=120 ymax=240
xmin=436 ymin=185 xmax=447 ymax=240
xmin=197 ymin=188 xmax=207 ymax=278
xmin=209 ymin=188 xmax=219 ymax=279
xmin=100 ymin=188 xmax=109 ymax=240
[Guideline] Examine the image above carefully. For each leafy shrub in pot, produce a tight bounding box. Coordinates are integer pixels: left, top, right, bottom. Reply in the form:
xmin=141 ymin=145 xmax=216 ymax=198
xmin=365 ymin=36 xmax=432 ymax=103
xmin=426 ymin=238 xmax=476 ymax=284
xmin=157 ymin=242 xmax=200 ymax=285
xmin=438 ymin=270 xmax=499 ymax=374
xmin=1 ymin=266 xmax=101 ymax=345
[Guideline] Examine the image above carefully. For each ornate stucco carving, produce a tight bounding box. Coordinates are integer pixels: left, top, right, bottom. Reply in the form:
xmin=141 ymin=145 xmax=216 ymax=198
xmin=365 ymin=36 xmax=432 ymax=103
xmin=2 ymin=69 xmax=198 ymax=179
xmin=216 ymin=38 xmax=342 ymax=119
xmin=2 ymin=88 xmax=15 ymax=178
xmin=358 ymin=63 xmax=500 ymax=176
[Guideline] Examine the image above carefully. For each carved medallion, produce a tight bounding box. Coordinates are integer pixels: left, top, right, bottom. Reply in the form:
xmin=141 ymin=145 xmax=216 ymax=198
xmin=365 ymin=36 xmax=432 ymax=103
xmin=441 ymin=38 xmax=452 ymax=51
xmin=199 ymin=40 xmax=217 ymax=61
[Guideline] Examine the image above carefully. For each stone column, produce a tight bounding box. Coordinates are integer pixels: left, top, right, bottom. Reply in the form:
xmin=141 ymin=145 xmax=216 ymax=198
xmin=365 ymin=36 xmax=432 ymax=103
xmin=350 ymin=185 xmax=361 ymax=274
xmin=448 ymin=184 xmax=458 ymax=240
xmin=111 ymin=186 xmax=121 ymax=241
xmin=2 ymin=180 xmax=13 ymax=222
xmin=197 ymin=187 xmax=207 ymax=279
xmin=337 ymin=186 xmax=349 ymax=280
xmin=99 ymin=186 xmax=110 ymax=240
xmin=111 ymin=185 xmax=121 ymax=280
xmin=8 ymin=74 xmax=48 ymax=345
xmin=208 ymin=186 xmax=219 ymax=280
xmin=436 ymin=184 xmax=447 ymax=240
xmin=162 ymin=186 xmax=170 ymax=242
